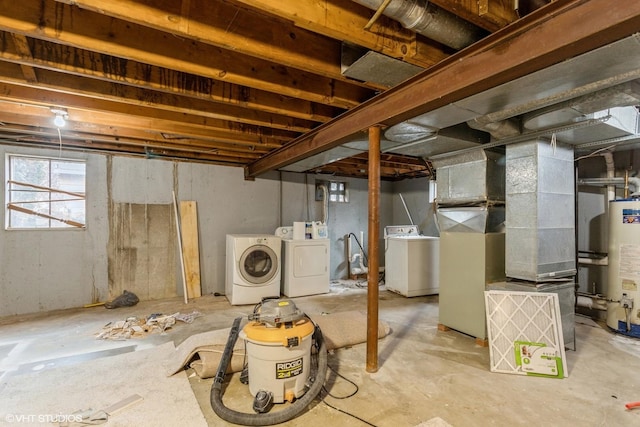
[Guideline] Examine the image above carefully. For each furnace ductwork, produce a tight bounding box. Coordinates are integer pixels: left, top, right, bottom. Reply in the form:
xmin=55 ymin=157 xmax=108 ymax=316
xmin=353 ymin=0 xmax=485 ymax=50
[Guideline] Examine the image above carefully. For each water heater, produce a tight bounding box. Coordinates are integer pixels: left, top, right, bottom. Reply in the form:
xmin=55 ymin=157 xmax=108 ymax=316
xmin=607 ymin=198 xmax=640 ymax=337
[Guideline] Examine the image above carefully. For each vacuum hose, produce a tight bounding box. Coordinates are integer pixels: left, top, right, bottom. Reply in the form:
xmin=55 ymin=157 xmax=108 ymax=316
xmin=210 ymin=316 xmax=328 ymax=425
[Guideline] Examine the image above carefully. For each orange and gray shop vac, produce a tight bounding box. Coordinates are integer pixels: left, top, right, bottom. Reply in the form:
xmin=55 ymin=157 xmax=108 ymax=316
xmin=210 ymin=298 xmax=327 ymax=425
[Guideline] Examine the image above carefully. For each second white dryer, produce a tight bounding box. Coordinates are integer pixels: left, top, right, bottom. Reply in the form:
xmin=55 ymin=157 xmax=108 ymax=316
xmin=281 ymin=238 xmax=330 ymax=297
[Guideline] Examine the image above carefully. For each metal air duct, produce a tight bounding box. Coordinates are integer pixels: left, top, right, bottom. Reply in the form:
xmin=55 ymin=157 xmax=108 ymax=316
xmin=468 ymin=80 xmax=640 ymax=140
xmin=353 ymin=0 xmax=485 ymax=50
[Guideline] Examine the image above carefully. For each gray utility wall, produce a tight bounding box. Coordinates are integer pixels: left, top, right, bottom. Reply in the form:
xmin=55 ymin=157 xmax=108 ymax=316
xmin=1 ymin=144 xmax=435 ymax=316
xmin=0 ymin=145 xmax=280 ymax=316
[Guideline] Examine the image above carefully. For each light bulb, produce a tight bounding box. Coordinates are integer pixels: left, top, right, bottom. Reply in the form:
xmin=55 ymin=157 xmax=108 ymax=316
xmin=53 ymin=114 xmax=66 ymax=128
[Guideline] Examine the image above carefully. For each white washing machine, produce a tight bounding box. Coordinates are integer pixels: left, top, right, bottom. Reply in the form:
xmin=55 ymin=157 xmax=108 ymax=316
xmin=225 ymin=234 xmax=282 ymax=305
xmin=276 ymin=226 xmax=330 ymax=297
xmin=384 ymin=225 xmax=439 ymax=297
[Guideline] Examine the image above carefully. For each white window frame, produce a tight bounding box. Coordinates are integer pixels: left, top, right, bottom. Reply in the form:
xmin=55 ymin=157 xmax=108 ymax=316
xmin=5 ymin=154 xmax=86 ymax=229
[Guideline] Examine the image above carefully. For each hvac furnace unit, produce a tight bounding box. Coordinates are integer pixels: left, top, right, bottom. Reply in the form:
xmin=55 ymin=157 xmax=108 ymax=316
xmin=434 ymin=150 xmax=506 ymax=340
xmin=505 ymin=140 xmax=576 ymax=281
xmin=607 ymin=198 xmax=640 ymax=337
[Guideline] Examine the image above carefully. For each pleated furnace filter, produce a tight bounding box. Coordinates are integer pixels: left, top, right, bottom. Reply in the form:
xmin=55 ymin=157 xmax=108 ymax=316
xmin=484 ymin=290 xmax=567 ymax=378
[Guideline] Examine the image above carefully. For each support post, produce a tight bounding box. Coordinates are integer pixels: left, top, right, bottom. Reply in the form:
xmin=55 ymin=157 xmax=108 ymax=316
xmin=367 ymin=125 xmax=381 ymax=373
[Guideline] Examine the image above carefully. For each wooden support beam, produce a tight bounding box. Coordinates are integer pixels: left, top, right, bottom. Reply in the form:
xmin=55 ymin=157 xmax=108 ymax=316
xmin=366 ymin=125 xmax=381 ymax=374
xmin=8 ymin=33 xmax=37 ymax=82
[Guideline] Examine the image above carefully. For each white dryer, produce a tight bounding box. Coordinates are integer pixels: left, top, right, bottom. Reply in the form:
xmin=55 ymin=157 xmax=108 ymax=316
xmin=278 ymin=233 xmax=330 ymax=297
xmin=225 ymin=234 xmax=282 ymax=305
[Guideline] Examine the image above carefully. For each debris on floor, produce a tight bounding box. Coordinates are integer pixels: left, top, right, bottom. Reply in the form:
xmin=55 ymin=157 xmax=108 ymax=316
xmin=104 ymin=290 xmax=139 ymax=309
xmin=96 ymin=311 xmax=203 ymax=340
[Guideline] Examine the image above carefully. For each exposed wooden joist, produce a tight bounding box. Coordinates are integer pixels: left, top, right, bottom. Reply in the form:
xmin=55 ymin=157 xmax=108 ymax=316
xmin=0 ymin=83 xmax=298 ymax=143
xmin=8 ymin=33 xmax=37 ymax=82
xmin=0 ymin=34 xmax=337 ymax=123
xmin=0 ymin=0 xmax=372 ymax=108
xmin=0 ymin=68 xmax=315 ymax=135
xmin=231 ymin=0 xmax=450 ymax=67
xmin=430 ymin=0 xmax=519 ymax=31
xmin=246 ymin=0 xmax=640 ymax=178
xmin=51 ymin=0 xmax=381 ymax=87
xmin=0 ymin=133 xmax=262 ymax=164
xmin=0 ymin=123 xmax=269 ymax=157
xmin=0 ymin=104 xmax=284 ymax=150
xmin=0 ymin=94 xmax=287 ymax=148
xmin=310 ymin=164 xmax=429 ymax=180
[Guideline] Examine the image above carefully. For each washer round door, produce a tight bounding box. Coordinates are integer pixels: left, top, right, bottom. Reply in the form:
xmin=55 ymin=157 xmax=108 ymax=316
xmin=239 ymin=244 xmax=278 ymax=285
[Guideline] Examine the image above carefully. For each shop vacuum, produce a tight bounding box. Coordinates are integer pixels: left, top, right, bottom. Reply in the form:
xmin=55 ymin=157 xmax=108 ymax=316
xmin=210 ymin=298 xmax=328 ymax=425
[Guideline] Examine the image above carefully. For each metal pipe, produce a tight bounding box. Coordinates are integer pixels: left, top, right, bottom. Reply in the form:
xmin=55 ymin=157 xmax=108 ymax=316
xmin=602 ymin=152 xmax=616 ymax=202
xmin=579 ymin=176 xmax=640 ymax=195
xmin=576 ymin=295 xmax=608 ymax=311
xmin=352 ymin=0 xmax=484 ymax=50
xmin=398 ymin=193 xmax=414 ymax=225
xmin=578 ymin=256 xmax=609 ymax=266
xmin=367 ymin=125 xmax=381 ymax=373
xmin=625 ymin=169 xmax=630 ymax=198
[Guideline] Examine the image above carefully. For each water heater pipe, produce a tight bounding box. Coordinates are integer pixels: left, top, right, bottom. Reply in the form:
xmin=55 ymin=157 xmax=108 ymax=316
xmin=578 ymin=176 xmax=640 ymax=195
xmin=602 ymin=152 xmax=616 ymax=202
xmin=576 ymin=294 xmax=608 ymax=311
xmin=578 ymin=256 xmax=608 ymax=266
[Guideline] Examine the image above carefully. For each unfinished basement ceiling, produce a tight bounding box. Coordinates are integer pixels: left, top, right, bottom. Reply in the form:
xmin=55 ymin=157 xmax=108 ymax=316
xmin=0 ymin=1 xmax=638 ymax=181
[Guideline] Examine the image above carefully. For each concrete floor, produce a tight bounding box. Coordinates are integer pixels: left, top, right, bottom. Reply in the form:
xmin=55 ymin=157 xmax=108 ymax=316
xmin=1 ymin=281 xmax=640 ymax=426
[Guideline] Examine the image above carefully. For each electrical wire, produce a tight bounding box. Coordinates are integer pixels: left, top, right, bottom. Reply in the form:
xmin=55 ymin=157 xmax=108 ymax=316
xmin=320 ymin=362 xmax=378 ymax=427
xmin=57 ymin=126 xmax=63 ymax=158
xmin=322 ymin=363 xmax=359 ymax=399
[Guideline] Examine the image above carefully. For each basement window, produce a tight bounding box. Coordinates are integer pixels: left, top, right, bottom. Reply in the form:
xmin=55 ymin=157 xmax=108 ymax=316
xmin=316 ymin=180 xmax=349 ymax=203
xmin=6 ymin=155 xmax=86 ymax=229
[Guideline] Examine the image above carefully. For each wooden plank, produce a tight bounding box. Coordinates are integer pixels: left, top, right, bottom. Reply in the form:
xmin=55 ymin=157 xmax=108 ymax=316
xmin=179 ymin=201 xmax=201 ymax=299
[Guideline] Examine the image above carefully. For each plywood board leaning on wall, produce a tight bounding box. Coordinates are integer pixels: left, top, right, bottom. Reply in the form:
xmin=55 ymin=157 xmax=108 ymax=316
xmin=108 ymin=203 xmax=177 ymax=301
xmin=180 ymin=201 xmax=202 ymax=298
